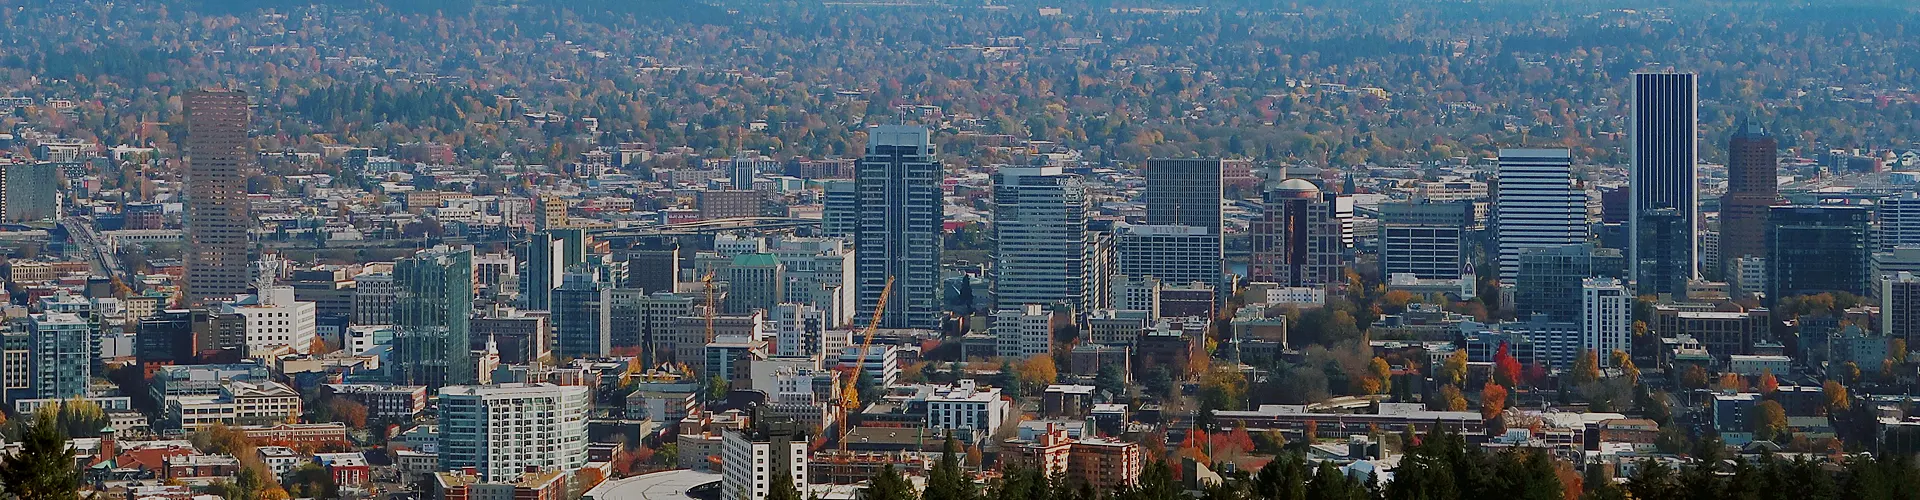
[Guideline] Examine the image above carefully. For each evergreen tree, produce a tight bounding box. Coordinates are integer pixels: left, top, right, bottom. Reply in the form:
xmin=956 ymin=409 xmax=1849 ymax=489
xmin=866 ymin=464 xmax=920 ymax=500
xmin=1111 ymin=460 xmax=1181 ymax=500
xmin=765 ymin=467 xmax=803 ymax=500
xmin=0 ymin=412 xmax=84 ymax=500
xmin=924 ymin=433 xmax=976 ymax=500
xmin=1094 ymin=363 xmax=1128 ymax=400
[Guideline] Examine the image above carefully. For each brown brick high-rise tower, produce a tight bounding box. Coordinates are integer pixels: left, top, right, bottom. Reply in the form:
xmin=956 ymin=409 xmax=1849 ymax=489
xmin=183 ymin=90 xmax=254 ymax=306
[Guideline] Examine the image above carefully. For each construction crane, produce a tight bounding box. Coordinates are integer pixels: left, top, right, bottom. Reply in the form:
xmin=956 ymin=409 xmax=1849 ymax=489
xmin=838 ymin=277 xmax=894 ymax=450
xmin=701 ymin=271 xmax=718 ymax=344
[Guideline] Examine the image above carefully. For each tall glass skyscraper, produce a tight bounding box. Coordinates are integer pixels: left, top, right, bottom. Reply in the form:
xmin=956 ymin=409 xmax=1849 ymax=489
xmin=1631 ymin=72 xmax=1700 ymax=297
xmin=393 ymin=246 xmax=476 ymax=389
xmin=854 ymin=125 xmax=943 ymax=329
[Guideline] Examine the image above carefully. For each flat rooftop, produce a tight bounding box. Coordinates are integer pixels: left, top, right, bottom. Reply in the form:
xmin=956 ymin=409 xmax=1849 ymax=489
xmin=583 ymin=469 xmax=719 ymax=500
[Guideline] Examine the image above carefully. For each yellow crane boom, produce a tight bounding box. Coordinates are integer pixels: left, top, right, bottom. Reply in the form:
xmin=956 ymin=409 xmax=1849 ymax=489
xmin=701 ymin=271 xmax=717 ymax=344
xmin=840 ymin=276 xmax=890 ymax=417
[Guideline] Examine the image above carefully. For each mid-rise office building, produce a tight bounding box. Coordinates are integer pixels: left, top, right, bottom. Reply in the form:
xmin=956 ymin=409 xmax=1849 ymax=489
xmin=521 ymin=231 xmax=566 ymax=311
xmin=1630 ymin=72 xmax=1701 ymax=296
xmin=2 ymin=332 xmax=26 ymax=402
xmin=1250 ymin=179 xmax=1347 ymax=287
xmin=137 ymin=309 xmax=238 ymax=371
xmin=854 ymin=125 xmax=943 ymax=329
xmin=821 ymin=179 xmax=858 ymax=238
xmin=1767 ymin=206 xmax=1870 ymax=303
xmin=994 ymin=305 xmax=1057 ymax=359
xmin=1143 ymin=158 xmax=1224 ymax=234
xmin=392 ymin=247 xmax=476 ymax=389
xmin=183 ymin=89 xmax=255 ymax=306
xmin=993 ymin=166 xmax=1092 ymax=315
xmin=353 ymin=270 xmax=395 ymax=325
xmin=772 ymin=303 xmax=827 ymax=358
xmin=1495 ymin=149 xmax=1588 ymax=282
xmin=219 ymin=287 xmax=317 ymax=358
xmin=438 ymin=384 xmax=590 ymax=482
xmin=470 ymin=309 xmax=549 ymax=365
xmin=765 ymin=236 xmax=856 ymax=327
xmin=720 ymin=410 xmax=809 ymax=500
xmin=3 ymin=163 xmax=60 ymax=223
xmin=913 ymin=380 xmax=1012 ymax=435
xmin=610 ymin=290 xmax=694 ymax=365
xmin=622 ymin=237 xmax=681 ymax=294
xmin=1378 ymin=200 xmax=1473 ymax=280
xmin=1653 ymin=305 xmax=1771 ymax=363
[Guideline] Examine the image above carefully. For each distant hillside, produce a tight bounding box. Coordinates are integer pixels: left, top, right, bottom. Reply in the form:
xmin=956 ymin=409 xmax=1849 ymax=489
xmin=162 ymin=0 xmax=726 ymax=23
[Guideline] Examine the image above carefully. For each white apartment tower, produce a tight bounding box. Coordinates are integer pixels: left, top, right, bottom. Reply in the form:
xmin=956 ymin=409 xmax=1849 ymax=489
xmin=1581 ymin=278 xmax=1632 ymax=368
xmin=719 ymin=425 xmax=809 ymax=500
xmin=437 ymin=383 xmax=591 ymax=482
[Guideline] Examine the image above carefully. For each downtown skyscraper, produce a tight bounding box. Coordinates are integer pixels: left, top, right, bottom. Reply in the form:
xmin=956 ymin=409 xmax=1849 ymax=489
xmin=1142 ymin=158 xmax=1225 ymax=289
xmin=854 ymin=125 xmax=943 ymax=329
xmin=1495 ymin=149 xmax=1589 ymax=283
xmin=1718 ymin=121 xmax=1778 ymax=279
xmin=1631 ymin=72 xmax=1700 ymax=298
xmin=1250 ymin=178 xmax=1347 ymax=287
xmin=992 ymin=166 xmax=1092 ymax=315
xmin=183 ymin=90 xmax=255 ymax=306
xmin=393 ymin=246 xmax=476 ymax=389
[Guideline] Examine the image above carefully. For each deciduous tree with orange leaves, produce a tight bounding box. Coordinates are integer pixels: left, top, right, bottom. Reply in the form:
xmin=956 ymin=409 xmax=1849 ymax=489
xmin=1481 ymin=382 xmax=1508 ymax=421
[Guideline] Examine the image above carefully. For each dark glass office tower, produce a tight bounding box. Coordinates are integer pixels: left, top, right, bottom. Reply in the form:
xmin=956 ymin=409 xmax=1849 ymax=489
xmin=1767 ymin=206 xmax=1870 ymax=304
xmin=1631 ymin=72 xmax=1699 ymax=297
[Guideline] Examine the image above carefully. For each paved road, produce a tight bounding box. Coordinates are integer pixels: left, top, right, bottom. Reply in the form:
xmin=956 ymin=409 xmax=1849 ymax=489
xmin=62 ymin=216 xmax=128 ymax=281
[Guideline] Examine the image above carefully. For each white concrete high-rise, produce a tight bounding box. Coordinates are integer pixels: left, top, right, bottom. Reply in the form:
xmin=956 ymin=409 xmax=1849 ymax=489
xmin=437 ymin=383 xmax=590 ymax=482
xmin=219 ymin=286 xmax=318 ymax=358
xmin=854 ymin=125 xmax=943 ymax=329
xmin=720 ymin=425 xmax=809 ymax=500
xmin=1495 ymin=149 xmax=1588 ymax=282
xmin=1581 ymin=278 xmax=1632 ymax=368
xmin=1115 ymin=224 xmax=1223 ymax=291
xmin=993 ymin=166 xmax=1092 ymax=315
